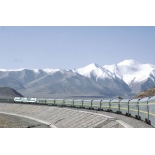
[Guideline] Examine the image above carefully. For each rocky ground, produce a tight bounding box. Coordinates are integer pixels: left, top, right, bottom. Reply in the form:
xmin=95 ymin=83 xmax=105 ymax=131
xmin=0 ymin=102 xmax=153 ymax=128
xmin=134 ymin=86 xmax=155 ymax=98
xmin=0 ymin=113 xmax=50 ymax=128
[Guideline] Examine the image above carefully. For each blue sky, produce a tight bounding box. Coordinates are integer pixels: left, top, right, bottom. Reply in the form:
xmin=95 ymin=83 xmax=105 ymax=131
xmin=0 ymin=26 xmax=155 ymax=70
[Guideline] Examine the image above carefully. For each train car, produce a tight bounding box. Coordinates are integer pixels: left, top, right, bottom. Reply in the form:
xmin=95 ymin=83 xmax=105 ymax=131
xmin=30 ymin=98 xmax=37 ymax=103
xmin=138 ymin=97 xmax=150 ymax=122
xmin=129 ymin=98 xmax=140 ymax=119
xmin=101 ymin=100 xmax=111 ymax=111
xmin=37 ymin=98 xmax=46 ymax=105
xmin=92 ymin=100 xmax=102 ymax=110
xmin=22 ymin=98 xmax=28 ymax=103
xmin=64 ymin=99 xmax=74 ymax=107
xmin=14 ymin=97 xmax=23 ymax=103
xmin=46 ymin=99 xmax=55 ymax=106
xmin=148 ymin=96 xmax=155 ymax=126
xmin=73 ymin=99 xmax=83 ymax=108
xmin=119 ymin=99 xmax=130 ymax=116
xmin=110 ymin=99 xmax=121 ymax=113
xmin=83 ymin=100 xmax=93 ymax=109
xmin=56 ymin=99 xmax=64 ymax=106
xmin=22 ymin=98 xmax=37 ymax=103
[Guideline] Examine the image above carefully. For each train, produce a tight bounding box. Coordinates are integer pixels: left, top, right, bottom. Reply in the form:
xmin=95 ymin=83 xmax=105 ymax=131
xmin=13 ymin=96 xmax=155 ymax=127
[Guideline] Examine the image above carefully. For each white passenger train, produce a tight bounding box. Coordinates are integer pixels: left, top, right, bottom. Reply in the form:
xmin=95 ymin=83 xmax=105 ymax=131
xmin=13 ymin=96 xmax=155 ymax=127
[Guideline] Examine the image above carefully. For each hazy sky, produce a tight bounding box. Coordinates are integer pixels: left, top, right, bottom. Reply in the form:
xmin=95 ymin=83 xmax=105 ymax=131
xmin=0 ymin=26 xmax=155 ymax=70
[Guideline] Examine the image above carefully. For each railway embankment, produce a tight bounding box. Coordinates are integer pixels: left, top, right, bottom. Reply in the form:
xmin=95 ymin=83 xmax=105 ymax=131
xmin=0 ymin=102 xmax=152 ymax=128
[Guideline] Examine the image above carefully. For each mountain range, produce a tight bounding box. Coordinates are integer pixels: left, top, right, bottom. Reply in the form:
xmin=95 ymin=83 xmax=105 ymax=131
xmin=0 ymin=59 xmax=155 ymax=99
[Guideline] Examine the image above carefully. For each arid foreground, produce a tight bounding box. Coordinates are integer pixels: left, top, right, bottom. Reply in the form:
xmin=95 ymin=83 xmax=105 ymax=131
xmin=0 ymin=113 xmax=50 ymax=128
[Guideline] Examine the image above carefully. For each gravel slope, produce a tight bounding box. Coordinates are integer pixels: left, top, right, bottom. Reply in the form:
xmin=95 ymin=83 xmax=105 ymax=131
xmin=0 ymin=113 xmax=50 ymax=128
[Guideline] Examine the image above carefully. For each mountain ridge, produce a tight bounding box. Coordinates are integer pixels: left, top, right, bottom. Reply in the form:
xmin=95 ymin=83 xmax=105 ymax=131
xmin=0 ymin=59 xmax=154 ymax=98
xmin=103 ymin=59 xmax=155 ymax=94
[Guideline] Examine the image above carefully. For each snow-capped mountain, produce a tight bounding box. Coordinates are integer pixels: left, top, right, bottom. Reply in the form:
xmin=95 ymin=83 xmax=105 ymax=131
xmin=103 ymin=59 xmax=155 ymax=94
xmin=0 ymin=68 xmax=60 ymax=90
xmin=74 ymin=63 xmax=115 ymax=79
xmin=74 ymin=63 xmax=131 ymax=94
xmin=0 ymin=68 xmax=129 ymax=98
xmin=23 ymin=69 xmax=119 ymax=98
xmin=0 ymin=59 xmax=155 ymax=98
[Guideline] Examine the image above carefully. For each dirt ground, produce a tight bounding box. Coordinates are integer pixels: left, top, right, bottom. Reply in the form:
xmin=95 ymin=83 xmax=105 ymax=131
xmin=0 ymin=113 xmax=50 ymax=128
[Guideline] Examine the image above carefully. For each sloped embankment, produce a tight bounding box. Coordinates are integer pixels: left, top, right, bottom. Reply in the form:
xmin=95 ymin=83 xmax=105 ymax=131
xmin=0 ymin=113 xmax=50 ymax=128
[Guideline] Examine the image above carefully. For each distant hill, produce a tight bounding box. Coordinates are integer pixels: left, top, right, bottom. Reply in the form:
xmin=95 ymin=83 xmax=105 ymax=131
xmin=0 ymin=87 xmax=23 ymax=97
xmin=134 ymin=86 xmax=155 ymax=98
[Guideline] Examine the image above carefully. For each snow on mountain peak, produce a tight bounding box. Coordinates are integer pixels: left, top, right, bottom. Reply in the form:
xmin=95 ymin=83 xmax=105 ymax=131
xmin=119 ymin=61 xmax=155 ymax=83
xmin=103 ymin=64 xmax=123 ymax=79
xmin=75 ymin=63 xmax=100 ymax=75
xmin=84 ymin=63 xmax=101 ymax=70
xmin=75 ymin=63 xmax=116 ymax=80
xmin=0 ymin=68 xmax=26 ymax=72
xmin=0 ymin=68 xmax=64 ymax=75
xmin=103 ymin=59 xmax=155 ymax=85
xmin=1 ymin=59 xmax=155 ymax=89
xmin=118 ymin=59 xmax=140 ymax=66
xmin=42 ymin=69 xmax=58 ymax=73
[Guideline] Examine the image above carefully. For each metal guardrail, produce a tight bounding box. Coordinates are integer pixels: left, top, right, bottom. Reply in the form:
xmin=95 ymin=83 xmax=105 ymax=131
xmin=1 ymin=96 xmax=155 ymax=127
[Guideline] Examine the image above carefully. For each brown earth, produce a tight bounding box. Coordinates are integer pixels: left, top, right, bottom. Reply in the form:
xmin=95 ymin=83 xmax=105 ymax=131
xmin=134 ymin=86 xmax=155 ymax=98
